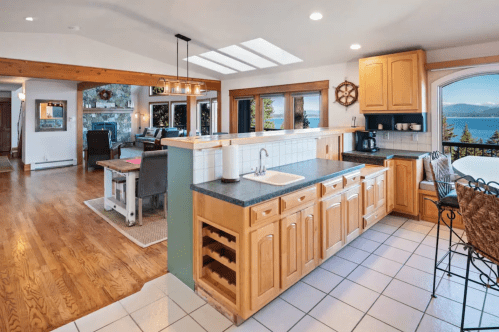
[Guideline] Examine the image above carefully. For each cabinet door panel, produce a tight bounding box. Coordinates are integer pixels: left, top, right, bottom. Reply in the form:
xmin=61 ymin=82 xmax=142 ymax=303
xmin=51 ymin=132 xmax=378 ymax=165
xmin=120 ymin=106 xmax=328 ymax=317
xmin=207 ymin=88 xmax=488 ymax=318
xmin=301 ymin=205 xmax=319 ymax=275
xmin=393 ymin=160 xmax=415 ymax=214
xmin=251 ymin=221 xmax=280 ymax=310
xmin=376 ymin=174 xmax=386 ymax=209
xmin=384 ymin=160 xmax=395 ymax=213
xmin=363 ymin=178 xmax=376 ymax=215
xmin=345 ymin=186 xmax=362 ymax=243
xmin=388 ymin=53 xmax=419 ymax=110
xmin=280 ymin=213 xmax=301 ymax=289
xmin=321 ymin=194 xmax=344 ymax=260
xmin=359 ymin=56 xmax=388 ymax=111
xmin=317 ymin=135 xmax=341 ymax=160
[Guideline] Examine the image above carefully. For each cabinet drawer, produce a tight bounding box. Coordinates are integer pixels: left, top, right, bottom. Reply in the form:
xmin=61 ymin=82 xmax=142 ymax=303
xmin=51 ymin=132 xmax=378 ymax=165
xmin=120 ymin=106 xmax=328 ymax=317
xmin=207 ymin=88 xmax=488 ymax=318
xmin=281 ymin=186 xmax=317 ymax=214
xmin=363 ymin=205 xmax=385 ymax=230
xmin=250 ymin=199 xmax=279 ymax=226
xmin=321 ymin=177 xmax=344 ymax=197
xmin=343 ymin=171 xmax=361 ymax=188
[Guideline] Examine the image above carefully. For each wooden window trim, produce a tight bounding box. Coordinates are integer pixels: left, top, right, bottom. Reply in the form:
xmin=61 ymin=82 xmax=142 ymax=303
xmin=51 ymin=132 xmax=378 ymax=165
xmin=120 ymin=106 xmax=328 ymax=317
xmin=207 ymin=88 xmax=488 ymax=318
xmin=229 ymin=80 xmax=329 ymax=134
xmin=425 ymin=54 xmax=499 ymax=71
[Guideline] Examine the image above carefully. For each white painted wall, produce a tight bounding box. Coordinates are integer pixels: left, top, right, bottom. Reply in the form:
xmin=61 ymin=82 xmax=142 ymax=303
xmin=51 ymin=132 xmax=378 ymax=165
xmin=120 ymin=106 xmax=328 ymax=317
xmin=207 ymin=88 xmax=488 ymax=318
xmin=11 ymin=88 xmax=22 ymax=149
xmin=0 ymin=92 xmax=10 ymax=98
xmin=0 ymin=32 xmax=214 ymax=80
xmin=221 ymin=61 xmax=361 ymax=133
xmin=427 ymin=40 xmax=499 ymax=64
xmin=23 ymin=80 xmax=78 ymax=166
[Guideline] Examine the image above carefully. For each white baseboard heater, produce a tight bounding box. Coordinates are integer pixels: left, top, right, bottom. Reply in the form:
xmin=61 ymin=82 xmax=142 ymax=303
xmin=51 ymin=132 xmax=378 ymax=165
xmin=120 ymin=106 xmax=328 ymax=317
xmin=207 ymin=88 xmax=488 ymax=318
xmin=32 ymin=159 xmax=76 ymax=170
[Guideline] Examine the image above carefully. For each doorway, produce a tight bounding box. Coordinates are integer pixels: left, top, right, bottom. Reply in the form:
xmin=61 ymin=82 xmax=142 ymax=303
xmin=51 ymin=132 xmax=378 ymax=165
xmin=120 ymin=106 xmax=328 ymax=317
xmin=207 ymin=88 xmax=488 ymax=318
xmin=0 ymin=99 xmax=11 ymax=155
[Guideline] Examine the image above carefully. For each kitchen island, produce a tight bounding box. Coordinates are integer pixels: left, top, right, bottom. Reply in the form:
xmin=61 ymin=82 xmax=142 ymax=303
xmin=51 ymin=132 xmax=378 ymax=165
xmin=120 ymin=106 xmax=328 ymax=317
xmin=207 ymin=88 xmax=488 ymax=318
xmin=190 ymin=160 xmax=390 ymax=323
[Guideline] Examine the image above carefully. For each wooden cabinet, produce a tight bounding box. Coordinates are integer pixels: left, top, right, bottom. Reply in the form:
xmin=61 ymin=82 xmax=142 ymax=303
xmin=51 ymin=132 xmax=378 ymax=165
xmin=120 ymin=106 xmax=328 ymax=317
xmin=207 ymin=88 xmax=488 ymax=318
xmin=388 ymin=52 xmax=420 ymax=111
xmin=384 ymin=159 xmax=395 ymax=213
xmin=345 ymin=186 xmax=362 ymax=243
xmin=363 ymin=178 xmax=376 ymax=216
xmin=359 ymin=50 xmax=426 ymax=113
xmin=393 ymin=159 xmax=415 ymax=214
xmin=321 ymin=194 xmax=344 ymax=260
xmin=419 ymin=190 xmax=465 ymax=229
xmin=359 ymin=56 xmax=388 ymax=111
xmin=301 ymin=204 xmax=319 ymax=275
xmin=317 ymin=135 xmax=341 ymax=160
xmin=375 ymin=174 xmax=386 ymax=209
xmin=280 ymin=213 xmax=301 ymax=289
xmin=250 ymin=221 xmax=280 ymax=310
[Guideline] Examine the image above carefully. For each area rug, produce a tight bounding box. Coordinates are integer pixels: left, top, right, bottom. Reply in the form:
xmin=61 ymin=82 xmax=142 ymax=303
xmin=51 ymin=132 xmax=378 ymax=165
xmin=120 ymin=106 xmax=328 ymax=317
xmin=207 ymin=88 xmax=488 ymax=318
xmin=0 ymin=156 xmax=14 ymax=173
xmin=85 ymin=197 xmax=167 ymax=248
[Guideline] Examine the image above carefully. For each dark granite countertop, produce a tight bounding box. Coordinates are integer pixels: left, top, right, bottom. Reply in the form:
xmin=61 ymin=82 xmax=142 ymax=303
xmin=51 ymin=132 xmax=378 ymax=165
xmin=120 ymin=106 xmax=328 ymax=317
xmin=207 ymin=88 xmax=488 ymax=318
xmin=342 ymin=149 xmax=429 ymax=160
xmin=190 ymin=159 xmax=364 ymax=207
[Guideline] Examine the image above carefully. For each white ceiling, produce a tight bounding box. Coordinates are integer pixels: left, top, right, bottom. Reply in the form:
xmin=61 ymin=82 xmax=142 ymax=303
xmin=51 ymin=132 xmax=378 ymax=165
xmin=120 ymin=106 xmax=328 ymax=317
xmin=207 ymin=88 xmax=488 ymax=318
xmin=0 ymin=77 xmax=25 ymax=91
xmin=2 ymin=0 xmax=499 ymax=79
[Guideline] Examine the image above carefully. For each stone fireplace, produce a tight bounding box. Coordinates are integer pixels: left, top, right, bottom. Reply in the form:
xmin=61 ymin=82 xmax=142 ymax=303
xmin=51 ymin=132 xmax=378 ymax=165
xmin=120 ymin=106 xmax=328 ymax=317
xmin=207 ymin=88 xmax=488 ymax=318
xmin=83 ymin=112 xmax=132 ymax=147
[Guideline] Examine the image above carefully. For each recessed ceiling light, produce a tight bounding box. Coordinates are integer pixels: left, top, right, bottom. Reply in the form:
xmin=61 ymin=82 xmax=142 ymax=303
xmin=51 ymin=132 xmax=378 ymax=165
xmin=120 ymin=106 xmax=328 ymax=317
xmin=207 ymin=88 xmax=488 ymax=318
xmin=241 ymin=38 xmax=302 ymax=65
xmin=199 ymin=51 xmax=255 ymax=72
xmin=350 ymin=44 xmax=361 ymax=50
xmin=183 ymin=56 xmax=237 ymax=75
xmin=309 ymin=13 xmax=323 ymax=21
xmin=25 ymin=17 xmax=34 ymax=21
xmin=219 ymin=45 xmax=277 ymax=69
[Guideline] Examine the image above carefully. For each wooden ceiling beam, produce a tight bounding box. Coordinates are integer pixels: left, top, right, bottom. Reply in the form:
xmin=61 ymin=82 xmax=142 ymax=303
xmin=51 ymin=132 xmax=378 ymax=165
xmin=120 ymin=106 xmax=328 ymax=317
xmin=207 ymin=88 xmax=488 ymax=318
xmin=0 ymin=57 xmax=221 ymax=91
xmin=425 ymin=54 xmax=499 ymax=71
xmin=77 ymin=82 xmax=110 ymax=91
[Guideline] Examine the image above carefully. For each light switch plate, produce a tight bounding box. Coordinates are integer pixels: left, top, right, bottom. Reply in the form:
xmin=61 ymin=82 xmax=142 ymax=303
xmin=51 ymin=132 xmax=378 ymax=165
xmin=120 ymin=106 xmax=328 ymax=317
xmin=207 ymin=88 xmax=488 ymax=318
xmin=383 ymin=132 xmax=389 ymax=140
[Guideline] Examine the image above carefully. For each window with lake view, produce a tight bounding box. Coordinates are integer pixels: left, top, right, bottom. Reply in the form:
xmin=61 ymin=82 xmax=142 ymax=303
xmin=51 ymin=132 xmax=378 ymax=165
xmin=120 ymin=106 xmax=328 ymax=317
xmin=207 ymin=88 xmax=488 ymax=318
xmin=442 ymin=74 xmax=499 ymax=158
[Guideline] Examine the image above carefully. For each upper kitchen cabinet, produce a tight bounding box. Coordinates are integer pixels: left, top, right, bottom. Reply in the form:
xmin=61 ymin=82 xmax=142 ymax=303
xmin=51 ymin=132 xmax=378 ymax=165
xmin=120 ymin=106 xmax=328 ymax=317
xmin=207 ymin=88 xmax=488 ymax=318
xmin=359 ymin=50 xmax=427 ymax=113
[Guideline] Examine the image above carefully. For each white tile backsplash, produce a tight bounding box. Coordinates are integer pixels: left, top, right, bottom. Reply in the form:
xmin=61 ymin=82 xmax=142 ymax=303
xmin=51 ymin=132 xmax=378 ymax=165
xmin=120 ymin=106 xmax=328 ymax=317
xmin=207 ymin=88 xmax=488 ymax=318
xmin=192 ymin=138 xmax=318 ymax=184
xmin=376 ymin=132 xmax=432 ymax=152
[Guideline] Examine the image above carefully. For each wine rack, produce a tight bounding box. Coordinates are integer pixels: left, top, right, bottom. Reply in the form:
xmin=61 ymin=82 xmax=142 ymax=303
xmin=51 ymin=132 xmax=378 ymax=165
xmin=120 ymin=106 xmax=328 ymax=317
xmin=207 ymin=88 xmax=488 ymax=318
xmin=200 ymin=222 xmax=238 ymax=305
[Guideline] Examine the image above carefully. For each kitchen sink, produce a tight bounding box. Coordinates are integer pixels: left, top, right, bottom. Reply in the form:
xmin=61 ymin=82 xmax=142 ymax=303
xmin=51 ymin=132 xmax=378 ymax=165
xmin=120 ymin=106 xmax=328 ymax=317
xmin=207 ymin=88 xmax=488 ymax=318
xmin=243 ymin=170 xmax=305 ymax=186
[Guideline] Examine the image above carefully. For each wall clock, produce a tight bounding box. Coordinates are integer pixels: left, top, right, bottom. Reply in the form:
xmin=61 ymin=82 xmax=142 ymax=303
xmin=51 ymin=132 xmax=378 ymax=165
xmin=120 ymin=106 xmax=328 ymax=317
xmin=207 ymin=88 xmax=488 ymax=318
xmin=99 ymin=89 xmax=113 ymax=101
xmin=335 ymin=80 xmax=358 ymax=107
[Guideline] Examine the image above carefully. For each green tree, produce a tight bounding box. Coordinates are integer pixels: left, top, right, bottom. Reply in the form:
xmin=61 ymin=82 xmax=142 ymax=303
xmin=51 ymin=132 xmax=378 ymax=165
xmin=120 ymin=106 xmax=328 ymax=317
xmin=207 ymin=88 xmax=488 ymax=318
xmin=303 ymin=110 xmax=310 ymax=129
xmin=455 ymin=124 xmax=476 ymax=160
xmin=250 ymin=98 xmax=276 ymax=130
xmin=486 ymin=129 xmax=499 ymax=156
xmin=442 ymin=116 xmax=457 ymax=155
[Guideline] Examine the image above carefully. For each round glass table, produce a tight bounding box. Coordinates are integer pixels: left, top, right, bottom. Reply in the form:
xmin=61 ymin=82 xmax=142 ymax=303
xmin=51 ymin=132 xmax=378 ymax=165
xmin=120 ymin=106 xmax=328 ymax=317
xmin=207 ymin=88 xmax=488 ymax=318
xmin=453 ymin=156 xmax=499 ymax=183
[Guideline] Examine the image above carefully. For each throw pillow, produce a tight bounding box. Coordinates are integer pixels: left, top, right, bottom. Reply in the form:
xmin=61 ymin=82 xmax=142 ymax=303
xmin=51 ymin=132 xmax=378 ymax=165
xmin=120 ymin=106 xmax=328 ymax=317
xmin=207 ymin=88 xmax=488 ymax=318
xmin=423 ymin=155 xmax=433 ymax=182
xmin=156 ymin=129 xmax=164 ymax=139
xmin=145 ymin=129 xmax=156 ymax=137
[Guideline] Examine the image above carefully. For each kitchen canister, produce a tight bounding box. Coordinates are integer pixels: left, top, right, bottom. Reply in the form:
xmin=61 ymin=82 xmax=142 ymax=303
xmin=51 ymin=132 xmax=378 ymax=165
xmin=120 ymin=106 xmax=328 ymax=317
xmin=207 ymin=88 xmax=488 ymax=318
xmin=222 ymin=144 xmax=240 ymax=183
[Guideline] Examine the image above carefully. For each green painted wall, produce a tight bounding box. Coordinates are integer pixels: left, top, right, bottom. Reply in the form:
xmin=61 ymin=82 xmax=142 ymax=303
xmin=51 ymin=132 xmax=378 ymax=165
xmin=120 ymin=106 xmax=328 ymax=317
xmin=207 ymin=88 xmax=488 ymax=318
xmin=167 ymin=146 xmax=195 ymax=289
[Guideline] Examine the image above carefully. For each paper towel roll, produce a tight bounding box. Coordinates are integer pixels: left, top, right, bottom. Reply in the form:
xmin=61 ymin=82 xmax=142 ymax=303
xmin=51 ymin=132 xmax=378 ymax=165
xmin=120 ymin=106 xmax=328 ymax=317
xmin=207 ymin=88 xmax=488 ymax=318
xmin=222 ymin=145 xmax=240 ymax=180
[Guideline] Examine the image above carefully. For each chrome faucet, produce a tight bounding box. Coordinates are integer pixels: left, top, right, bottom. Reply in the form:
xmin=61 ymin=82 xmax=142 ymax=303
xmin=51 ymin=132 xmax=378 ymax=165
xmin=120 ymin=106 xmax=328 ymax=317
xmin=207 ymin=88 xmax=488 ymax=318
xmin=255 ymin=148 xmax=269 ymax=176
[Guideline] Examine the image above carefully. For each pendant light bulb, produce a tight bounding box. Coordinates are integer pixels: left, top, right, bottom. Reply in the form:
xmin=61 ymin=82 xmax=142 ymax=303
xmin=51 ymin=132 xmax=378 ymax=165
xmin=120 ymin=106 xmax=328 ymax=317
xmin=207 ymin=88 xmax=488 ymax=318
xmin=174 ymin=82 xmax=181 ymax=93
xmin=194 ymin=84 xmax=201 ymax=95
xmin=185 ymin=83 xmax=191 ymax=94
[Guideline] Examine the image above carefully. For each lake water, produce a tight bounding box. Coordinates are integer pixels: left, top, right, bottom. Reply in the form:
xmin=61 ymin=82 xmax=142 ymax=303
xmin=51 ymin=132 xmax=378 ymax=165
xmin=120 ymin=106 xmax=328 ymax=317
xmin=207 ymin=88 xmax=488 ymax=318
xmin=446 ymin=117 xmax=499 ymax=142
xmin=267 ymin=117 xmax=320 ymax=129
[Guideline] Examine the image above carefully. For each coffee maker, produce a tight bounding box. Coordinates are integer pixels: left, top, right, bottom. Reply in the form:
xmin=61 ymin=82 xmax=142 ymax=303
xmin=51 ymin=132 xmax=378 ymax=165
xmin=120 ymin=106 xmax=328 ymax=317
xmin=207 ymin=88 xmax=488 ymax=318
xmin=356 ymin=130 xmax=378 ymax=152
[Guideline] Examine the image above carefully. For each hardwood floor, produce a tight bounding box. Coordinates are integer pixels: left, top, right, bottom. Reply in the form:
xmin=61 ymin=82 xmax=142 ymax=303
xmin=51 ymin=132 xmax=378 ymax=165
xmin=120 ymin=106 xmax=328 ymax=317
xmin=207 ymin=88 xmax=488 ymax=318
xmin=0 ymin=159 xmax=168 ymax=332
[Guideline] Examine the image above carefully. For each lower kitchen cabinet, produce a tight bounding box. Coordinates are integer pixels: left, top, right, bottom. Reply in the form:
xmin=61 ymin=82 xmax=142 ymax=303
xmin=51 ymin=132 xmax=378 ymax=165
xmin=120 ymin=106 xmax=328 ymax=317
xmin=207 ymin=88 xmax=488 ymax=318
xmin=321 ymin=193 xmax=344 ymax=260
xmin=280 ymin=212 xmax=302 ymax=289
xmin=393 ymin=159 xmax=423 ymax=216
xmin=250 ymin=221 xmax=280 ymax=311
xmin=384 ymin=159 xmax=395 ymax=213
xmin=301 ymin=204 xmax=320 ymax=275
xmin=345 ymin=186 xmax=362 ymax=243
xmin=376 ymin=173 xmax=386 ymax=208
xmin=363 ymin=178 xmax=376 ymax=215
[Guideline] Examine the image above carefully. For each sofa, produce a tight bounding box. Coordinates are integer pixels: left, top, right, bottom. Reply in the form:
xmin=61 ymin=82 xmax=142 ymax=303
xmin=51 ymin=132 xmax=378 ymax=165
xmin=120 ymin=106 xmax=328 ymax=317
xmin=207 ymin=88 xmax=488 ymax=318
xmin=135 ymin=127 xmax=184 ymax=148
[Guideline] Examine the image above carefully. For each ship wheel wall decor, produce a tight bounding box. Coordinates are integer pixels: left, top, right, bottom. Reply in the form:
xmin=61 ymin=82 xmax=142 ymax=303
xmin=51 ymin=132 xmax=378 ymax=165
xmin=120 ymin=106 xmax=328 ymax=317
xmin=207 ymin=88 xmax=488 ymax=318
xmin=335 ymin=81 xmax=358 ymax=107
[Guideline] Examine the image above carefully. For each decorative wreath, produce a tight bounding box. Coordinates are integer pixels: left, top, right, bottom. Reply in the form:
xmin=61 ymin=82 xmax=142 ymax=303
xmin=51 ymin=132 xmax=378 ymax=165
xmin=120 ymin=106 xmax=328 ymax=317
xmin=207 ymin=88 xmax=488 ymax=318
xmin=335 ymin=80 xmax=358 ymax=107
xmin=98 ymin=89 xmax=113 ymax=100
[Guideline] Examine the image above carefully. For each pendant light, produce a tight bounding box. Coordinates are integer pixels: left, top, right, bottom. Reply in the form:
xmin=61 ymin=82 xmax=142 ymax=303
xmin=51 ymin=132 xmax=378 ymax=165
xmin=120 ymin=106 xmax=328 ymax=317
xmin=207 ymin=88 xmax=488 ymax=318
xmin=158 ymin=34 xmax=207 ymax=97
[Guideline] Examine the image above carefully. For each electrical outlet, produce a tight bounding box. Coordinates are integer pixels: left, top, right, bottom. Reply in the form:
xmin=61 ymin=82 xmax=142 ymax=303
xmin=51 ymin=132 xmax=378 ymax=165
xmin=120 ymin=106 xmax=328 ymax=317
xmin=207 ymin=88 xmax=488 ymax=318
xmin=413 ymin=134 xmax=418 ymax=141
xmin=383 ymin=132 xmax=389 ymax=140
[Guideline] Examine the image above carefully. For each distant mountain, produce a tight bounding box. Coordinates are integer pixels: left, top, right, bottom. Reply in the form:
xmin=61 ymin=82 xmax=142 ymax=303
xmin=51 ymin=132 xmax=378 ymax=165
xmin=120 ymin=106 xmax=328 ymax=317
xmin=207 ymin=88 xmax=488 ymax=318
xmin=443 ymin=103 xmax=499 ymax=117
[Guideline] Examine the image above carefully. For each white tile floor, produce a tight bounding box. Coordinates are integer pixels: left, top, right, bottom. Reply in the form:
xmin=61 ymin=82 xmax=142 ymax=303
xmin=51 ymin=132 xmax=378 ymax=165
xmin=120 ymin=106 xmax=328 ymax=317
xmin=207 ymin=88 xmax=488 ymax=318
xmin=53 ymin=216 xmax=499 ymax=332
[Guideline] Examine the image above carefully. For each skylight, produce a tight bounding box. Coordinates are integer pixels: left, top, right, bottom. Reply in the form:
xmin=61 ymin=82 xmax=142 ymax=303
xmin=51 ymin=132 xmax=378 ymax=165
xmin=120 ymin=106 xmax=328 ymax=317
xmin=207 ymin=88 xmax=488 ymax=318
xmin=241 ymin=38 xmax=302 ymax=65
xmin=183 ymin=56 xmax=237 ymax=74
xmin=218 ymin=45 xmax=277 ymax=69
xmin=200 ymin=51 xmax=256 ymax=72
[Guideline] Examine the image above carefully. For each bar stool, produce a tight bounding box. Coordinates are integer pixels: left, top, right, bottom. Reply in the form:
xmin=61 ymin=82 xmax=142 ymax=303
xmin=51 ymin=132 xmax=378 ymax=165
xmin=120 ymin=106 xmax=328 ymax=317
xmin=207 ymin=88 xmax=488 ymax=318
xmin=427 ymin=151 xmax=467 ymax=297
xmin=455 ymin=179 xmax=499 ymax=331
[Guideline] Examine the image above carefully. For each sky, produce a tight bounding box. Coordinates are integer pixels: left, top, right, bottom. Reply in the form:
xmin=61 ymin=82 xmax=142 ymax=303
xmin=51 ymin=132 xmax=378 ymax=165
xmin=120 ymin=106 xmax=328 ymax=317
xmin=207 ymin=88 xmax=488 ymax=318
xmin=443 ymin=74 xmax=499 ymax=106
xmin=264 ymin=95 xmax=320 ymax=115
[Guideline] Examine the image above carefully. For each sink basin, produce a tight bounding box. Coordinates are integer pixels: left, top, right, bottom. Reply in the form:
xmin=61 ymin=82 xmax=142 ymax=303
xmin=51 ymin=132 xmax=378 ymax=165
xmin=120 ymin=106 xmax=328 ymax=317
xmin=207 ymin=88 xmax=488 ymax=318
xmin=243 ymin=170 xmax=305 ymax=186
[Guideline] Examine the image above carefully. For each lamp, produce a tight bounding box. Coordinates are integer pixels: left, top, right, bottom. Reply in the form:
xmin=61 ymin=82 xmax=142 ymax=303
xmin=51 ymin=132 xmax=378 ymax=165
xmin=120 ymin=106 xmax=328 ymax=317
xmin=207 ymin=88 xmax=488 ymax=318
xmin=156 ymin=34 xmax=207 ymax=97
xmin=18 ymin=92 xmax=25 ymax=101
xmin=135 ymin=113 xmax=139 ymax=118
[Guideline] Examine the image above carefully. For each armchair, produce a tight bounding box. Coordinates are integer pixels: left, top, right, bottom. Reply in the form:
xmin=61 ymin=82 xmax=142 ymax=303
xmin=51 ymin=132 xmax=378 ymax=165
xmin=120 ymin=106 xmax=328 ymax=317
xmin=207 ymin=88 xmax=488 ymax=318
xmin=85 ymin=130 xmax=122 ymax=171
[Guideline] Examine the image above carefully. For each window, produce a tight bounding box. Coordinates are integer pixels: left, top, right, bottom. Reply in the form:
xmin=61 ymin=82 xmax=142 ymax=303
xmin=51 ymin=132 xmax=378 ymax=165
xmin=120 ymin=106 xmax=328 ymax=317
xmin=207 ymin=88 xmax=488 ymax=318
xmin=229 ymin=81 xmax=328 ymax=133
xmin=261 ymin=94 xmax=285 ymax=131
xmin=197 ymin=100 xmax=211 ymax=135
xmin=150 ymin=102 xmax=170 ymax=127
xmin=173 ymin=103 xmax=187 ymax=131
xmin=293 ymin=92 xmax=320 ymax=129
xmin=440 ymin=74 xmax=499 ymax=159
xmin=211 ymin=99 xmax=218 ymax=133
xmin=237 ymin=98 xmax=255 ymax=133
